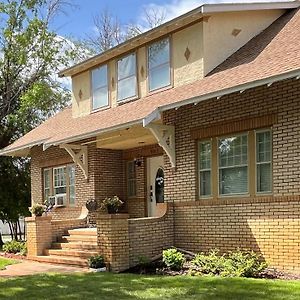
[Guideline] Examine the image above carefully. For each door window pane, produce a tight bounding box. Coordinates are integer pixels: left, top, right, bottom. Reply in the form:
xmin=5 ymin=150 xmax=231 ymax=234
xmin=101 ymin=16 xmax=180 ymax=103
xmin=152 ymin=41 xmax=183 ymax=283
xmin=199 ymin=141 xmax=211 ymax=197
xmin=91 ymin=65 xmax=108 ymax=109
xmin=219 ymin=135 xmax=248 ymax=195
xmin=155 ymin=168 xmax=164 ymax=203
xmin=148 ymin=38 xmax=170 ymax=91
xmin=256 ymin=130 xmax=272 ymax=193
xmin=117 ymin=53 xmax=137 ymax=101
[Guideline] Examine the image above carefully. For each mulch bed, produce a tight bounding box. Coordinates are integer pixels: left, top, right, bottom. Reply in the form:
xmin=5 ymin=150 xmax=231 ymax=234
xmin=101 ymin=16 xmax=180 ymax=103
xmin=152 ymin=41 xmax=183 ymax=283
xmin=0 ymin=251 xmax=27 ymax=260
xmin=127 ymin=259 xmax=300 ymax=280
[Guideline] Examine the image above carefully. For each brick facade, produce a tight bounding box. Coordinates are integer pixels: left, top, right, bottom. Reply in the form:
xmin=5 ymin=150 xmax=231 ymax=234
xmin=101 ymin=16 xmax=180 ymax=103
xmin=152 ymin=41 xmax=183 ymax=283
xmin=163 ymin=78 xmax=300 ymax=273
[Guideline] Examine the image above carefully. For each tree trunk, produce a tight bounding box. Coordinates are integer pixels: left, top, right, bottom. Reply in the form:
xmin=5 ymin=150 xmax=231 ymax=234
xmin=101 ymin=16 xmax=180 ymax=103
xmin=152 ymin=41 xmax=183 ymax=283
xmin=0 ymin=231 xmax=4 ymax=247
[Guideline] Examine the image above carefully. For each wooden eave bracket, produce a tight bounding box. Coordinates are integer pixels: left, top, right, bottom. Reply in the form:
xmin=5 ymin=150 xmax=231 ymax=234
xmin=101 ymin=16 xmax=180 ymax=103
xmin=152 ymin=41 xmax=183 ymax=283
xmin=145 ymin=123 xmax=176 ymax=167
xmin=60 ymin=144 xmax=88 ymax=179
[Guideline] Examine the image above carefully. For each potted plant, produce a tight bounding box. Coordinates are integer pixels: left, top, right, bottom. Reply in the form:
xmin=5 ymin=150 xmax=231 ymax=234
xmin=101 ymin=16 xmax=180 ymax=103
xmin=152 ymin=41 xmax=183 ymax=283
xmin=88 ymin=254 xmax=106 ymax=272
xmin=29 ymin=203 xmax=46 ymax=217
xmin=100 ymin=196 xmax=124 ymax=214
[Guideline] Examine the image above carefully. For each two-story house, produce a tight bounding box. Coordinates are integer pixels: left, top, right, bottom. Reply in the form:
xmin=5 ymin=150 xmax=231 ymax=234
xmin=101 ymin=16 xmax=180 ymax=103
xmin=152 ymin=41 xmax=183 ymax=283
xmin=1 ymin=1 xmax=300 ymax=273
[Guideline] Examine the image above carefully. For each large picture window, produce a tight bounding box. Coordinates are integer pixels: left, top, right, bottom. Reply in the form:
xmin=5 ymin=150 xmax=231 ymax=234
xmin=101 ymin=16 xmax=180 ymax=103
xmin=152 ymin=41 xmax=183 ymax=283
xmin=43 ymin=165 xmax=76 ymax=206
xmin=148 ymin=38 xmax=170 ymax=92
xmin=219 ymin=134 xmax=248 ymax=195
xmin=117 ymin=53 xmax=137 ymax=101
xmin=91 ymin=64 xmax=109 ymax=110
xmin=198 ymin=129 xmax=272 ymax=199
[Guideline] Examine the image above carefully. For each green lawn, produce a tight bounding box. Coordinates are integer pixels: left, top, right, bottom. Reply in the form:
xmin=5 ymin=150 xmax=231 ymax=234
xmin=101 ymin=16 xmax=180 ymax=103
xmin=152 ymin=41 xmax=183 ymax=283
xmin=0 ymin=273 xmax=300 ymax=300
xmin=0 ymin=257 xmax=17 ymax=270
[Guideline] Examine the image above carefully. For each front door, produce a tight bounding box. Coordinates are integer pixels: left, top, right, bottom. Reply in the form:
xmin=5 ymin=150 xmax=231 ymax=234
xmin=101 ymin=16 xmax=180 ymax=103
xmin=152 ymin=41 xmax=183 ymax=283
xmin=147 ymin=156 xmax=164 ymax=217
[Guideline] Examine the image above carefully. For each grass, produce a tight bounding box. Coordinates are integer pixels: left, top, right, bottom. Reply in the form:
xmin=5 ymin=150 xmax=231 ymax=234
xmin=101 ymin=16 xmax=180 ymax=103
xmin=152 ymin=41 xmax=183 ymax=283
xmin=0 ymin=273 xmax=300 ymax=300
xmin=0 ymin=257 xmax=17 ymax=270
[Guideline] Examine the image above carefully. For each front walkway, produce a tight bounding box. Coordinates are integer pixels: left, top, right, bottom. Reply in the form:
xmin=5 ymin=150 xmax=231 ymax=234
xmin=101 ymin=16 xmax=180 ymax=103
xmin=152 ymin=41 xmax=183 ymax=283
xmin=0 ymin=260 xmax=88 ymax=277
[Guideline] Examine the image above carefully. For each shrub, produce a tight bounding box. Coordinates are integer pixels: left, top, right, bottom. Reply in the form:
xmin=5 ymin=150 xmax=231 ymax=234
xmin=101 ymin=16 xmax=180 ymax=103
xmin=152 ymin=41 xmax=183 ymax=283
xmin=192 ymin=249 xmax=228 ymax=276
xmin=3 ymin=240 xmax=27 ymax=255
xmin=162 ymin=248 xmax=185 ymax=270
xmin=30 ymin=203 xmax=46 ymax=216
xmin=191 ymin=248 xmax=267 ymax=278
xmin=88 ymin=255 xmax=105 ymax=269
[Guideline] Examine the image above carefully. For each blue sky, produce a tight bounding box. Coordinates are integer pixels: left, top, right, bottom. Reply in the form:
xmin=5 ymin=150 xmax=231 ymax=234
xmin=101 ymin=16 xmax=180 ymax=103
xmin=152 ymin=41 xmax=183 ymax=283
xmin=51 ymin=0 xmax=288 ymax=39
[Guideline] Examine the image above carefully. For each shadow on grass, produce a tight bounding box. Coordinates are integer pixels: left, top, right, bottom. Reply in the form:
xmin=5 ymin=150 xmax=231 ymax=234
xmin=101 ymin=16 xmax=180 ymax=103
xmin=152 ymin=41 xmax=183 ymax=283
xmin=0 ymin=273 xmax=300 ymax=300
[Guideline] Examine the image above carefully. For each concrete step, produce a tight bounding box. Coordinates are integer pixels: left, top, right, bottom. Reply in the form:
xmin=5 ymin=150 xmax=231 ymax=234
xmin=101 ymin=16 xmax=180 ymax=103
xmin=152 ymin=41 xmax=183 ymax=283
xmin=67 ymin=228 xmax=97 ymax=236
xmin=33 ymin=255 xmax=88 ymax=267
xmin=45 ymin=249 xmax=99 ymax=258
xmin=52 ymin=242 xmax=99 ymax=251
xmin=59 ymin=235 xmax=97 ymax=243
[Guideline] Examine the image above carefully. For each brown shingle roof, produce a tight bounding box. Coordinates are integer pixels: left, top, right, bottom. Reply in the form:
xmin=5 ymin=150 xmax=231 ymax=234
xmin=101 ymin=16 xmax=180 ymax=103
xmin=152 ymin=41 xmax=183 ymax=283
xmin=1 ymin=8 xmax=300 ymax=156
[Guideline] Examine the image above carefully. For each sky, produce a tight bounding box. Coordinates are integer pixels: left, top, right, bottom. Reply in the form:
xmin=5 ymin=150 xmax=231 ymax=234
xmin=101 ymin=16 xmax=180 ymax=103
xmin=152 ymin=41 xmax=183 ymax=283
xmin=50 ymin=0 xmax=290 ymax=39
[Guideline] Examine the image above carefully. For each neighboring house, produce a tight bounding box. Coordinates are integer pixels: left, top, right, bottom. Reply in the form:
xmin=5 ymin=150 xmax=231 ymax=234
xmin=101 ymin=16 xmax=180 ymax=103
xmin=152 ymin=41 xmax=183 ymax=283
xmin=1 ymin=1 xmax=300 ymax=272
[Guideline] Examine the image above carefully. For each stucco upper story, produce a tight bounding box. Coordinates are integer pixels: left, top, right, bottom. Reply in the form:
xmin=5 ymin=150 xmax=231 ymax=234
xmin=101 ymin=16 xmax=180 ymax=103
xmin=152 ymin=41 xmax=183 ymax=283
xmin=1 ymin=1 xmax=300 ymax=157
xmin=64 ymin=3 xmax=292 ymax=118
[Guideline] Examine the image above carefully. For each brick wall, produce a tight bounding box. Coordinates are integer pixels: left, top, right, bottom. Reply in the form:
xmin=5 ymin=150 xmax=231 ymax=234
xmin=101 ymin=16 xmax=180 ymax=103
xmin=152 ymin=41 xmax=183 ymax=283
xmin=162 ymin=78 xmax=300 ymax=273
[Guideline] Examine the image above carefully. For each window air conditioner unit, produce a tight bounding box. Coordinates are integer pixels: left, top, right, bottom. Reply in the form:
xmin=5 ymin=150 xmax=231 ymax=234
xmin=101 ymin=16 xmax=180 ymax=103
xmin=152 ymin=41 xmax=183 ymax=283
xmin=55 ymin=194 xmax=67 ymax=206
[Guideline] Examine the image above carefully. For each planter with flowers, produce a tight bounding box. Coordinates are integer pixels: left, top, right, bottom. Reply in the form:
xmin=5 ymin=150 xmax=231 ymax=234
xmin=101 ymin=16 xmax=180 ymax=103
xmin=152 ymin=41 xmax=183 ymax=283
xmin=100 ymin=196 xmax=124 ymax=214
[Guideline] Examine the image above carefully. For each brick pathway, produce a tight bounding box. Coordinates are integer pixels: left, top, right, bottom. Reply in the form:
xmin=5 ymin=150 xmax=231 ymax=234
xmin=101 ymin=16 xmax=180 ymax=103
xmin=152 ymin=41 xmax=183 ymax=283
xmin=0 ymin=260 xmax=89 ymax=277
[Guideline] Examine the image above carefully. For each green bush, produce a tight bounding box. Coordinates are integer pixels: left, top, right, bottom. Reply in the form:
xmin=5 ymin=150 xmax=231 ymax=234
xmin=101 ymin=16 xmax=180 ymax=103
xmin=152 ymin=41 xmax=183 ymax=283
xmin=3 ymin=240 xmax=27 ymax=255
xmin=163 ymin=248 xmax=185 ymax=270
xmin=88 ymin=255 xmax=105 ymax=269
xmin=30 ymin=203 xmax=45 ymax=216
xmin=191 ymin=248 xmax=267 ymax=278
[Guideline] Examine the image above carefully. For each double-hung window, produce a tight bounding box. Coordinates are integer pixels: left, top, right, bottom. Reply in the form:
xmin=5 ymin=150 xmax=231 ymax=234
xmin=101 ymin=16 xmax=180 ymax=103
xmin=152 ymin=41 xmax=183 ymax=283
xmin=91 ymin=64 xmax=109 ymax=110
xmin=199 ymin=141 xmax=212 ymax=197
xmin=148 ymin=38 xmax=170 ymax=92
xmin=256 ymin=130 xmax=272 ymax=193
xmin=43 ymin=169 xmax=51 ymax=203
xmin=53 ymin=167 xmax=67 ymax=196
xmin=127 ymin=161 xmax=137 ymax=197
xmin=68 ymin=165 xmax=76 ymax=205
xmin=117 ymin=53 xmax=137 ymax=101
xmin=218 ymin=134 xmax=248 ymax=195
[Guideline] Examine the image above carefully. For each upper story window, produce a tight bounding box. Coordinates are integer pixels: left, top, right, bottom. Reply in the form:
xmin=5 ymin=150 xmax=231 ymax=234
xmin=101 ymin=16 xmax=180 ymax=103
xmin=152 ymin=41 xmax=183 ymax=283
xmin=91 ymin=64 xmax=109 ymax=110
xmin=117 ymin=53 xmax=137 ymax=101
xmin=148 ymin=38 xmax=170 ymax=92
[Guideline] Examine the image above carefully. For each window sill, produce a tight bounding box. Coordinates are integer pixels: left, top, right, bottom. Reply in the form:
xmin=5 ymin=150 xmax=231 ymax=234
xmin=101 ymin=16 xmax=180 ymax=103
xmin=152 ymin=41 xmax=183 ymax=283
xmin=117 ymin=95 xmax=139 ymax=105
xmin=53 ymin=205 xmax=66 ymax=209
xmin=91 ymin=105 xmax=111 ymax=114
xmin=148 ymin=84 xmax=172 ymax=96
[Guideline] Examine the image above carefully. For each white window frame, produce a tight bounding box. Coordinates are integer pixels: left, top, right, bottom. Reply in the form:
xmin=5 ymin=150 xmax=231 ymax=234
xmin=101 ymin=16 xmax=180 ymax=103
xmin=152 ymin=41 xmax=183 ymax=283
xmin=255 ymin=129 xmax=273 ymax=194
xmin=43 ymin=168 xmax=51 ymax=203
xmin=53 ymin=166 xmax=67 ymax=197
xmin=117 ymin=52 xmax=137 ymax=102
xmin=68 ymin=165 xmax=76 ymax=206
xmin=198 ymin=139 xmax=212 ymax=198
xmin=217 ymin=132 xmax=249 ymax=197
xmin=147 ymin=37 xmax=171 ymax=92
xmin=91 ymin=64 xmax=109 ymax=111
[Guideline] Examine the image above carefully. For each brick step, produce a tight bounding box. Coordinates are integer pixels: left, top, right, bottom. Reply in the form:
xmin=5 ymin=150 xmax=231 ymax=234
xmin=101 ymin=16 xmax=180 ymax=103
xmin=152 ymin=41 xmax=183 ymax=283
xmin=67 ymin=228 xmax=97 ymax=236
xmin=45 ymin=249 xmax=99 ymax=258
xmin=59 ymin=235 xmax=97 ymax=243
xmin=52 ymin=242 xmax=99 ymax=251
xmin=32 ymin=255 xmax=88 ymax=267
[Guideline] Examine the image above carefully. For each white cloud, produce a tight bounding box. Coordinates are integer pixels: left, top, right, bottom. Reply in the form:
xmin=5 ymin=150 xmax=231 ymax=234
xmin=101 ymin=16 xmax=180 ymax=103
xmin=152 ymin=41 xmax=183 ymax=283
xmin=140 ymin=0 xmax=294 ymax=23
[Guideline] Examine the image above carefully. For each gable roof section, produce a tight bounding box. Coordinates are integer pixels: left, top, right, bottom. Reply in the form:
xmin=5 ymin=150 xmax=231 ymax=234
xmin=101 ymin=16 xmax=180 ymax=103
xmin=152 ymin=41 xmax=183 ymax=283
xmin=1 ymin=7 xmax=300 ymax=156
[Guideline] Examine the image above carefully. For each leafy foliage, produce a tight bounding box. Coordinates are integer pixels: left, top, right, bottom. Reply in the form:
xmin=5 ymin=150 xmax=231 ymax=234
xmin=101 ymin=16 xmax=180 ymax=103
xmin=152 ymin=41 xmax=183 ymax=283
xmin=162 ymin=248 xmax=185 ymax=271
xmin=3 ymin=240 xmax=27 ymax=255
xmin=88 ymin=255 xmax=105 ymax=269
xmin=29 ymin=203 xmax=45 ymax=217
xmin=191 ymin=249 xmax=267 ymax=277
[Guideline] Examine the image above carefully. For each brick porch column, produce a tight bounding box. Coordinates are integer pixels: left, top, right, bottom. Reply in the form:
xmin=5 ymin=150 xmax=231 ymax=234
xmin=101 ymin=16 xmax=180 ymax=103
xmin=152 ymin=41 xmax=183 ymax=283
xmin=96 ymin=214 xmax=129 ymax=272
xmin=25 ymin=216 xmax=52 ymax=257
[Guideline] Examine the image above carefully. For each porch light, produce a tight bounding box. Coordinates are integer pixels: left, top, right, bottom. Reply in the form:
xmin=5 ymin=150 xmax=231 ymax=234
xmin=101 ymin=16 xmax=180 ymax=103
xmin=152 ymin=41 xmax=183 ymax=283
xmin=134 ymin=158 xmax=142 ymax=167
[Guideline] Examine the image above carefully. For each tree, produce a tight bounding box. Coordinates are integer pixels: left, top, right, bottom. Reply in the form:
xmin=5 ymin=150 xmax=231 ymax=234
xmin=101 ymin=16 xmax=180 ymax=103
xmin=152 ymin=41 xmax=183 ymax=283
xmin=85 ymin=7 xmax=166 ymax=53
xmin=0 ymin=0 xmax=77 ymax=244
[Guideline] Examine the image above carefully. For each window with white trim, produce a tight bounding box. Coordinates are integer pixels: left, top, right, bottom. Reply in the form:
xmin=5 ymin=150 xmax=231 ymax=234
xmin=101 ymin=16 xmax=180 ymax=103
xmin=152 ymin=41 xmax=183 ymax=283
xmin=91 ymin=64 xmax=109 ymax=110
xmin=117 ymin=53 xmax=137 ymax=101
xmin=199 ymin=141 xmax=212 ymax=197
xmin=256 ymin=130 xmax=272 ymax=193
xmin=43 ymin=164 xmax=76 ymax=206
xmin=148 ymin=38 xmax=170 ymax=92
xmin=219 ymin=134 xmax=248 ymax=195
